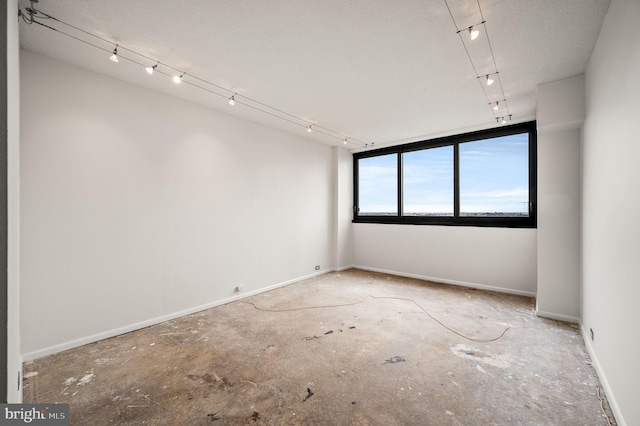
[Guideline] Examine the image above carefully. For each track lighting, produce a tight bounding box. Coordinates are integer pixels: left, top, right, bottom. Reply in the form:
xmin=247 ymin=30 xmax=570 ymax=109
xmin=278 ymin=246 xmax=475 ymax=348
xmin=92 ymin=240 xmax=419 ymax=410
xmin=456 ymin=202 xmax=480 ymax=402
xmin=477 ymin=73 xmax=498 ymax=86
xmin=109 ymin=45 xmax=119 ymax=63
xmin=490 ymin=99 xmax=507 ymax=111
xmin=496 ymin=115 xmax=512 ymax=125
xmin=228 ymin=95 xmax=235 ymax=106
xmin=146 ymin=62 xmax=158 ymax=75
xmin=448 ymin=1 xmax=510 ymax=124
xmin=18 ymin=4 xmax=371 ymax=148
xmin=456 ymin=20 xmax=485 ymax=41
xmin=468 ymin=26 xmax=479 ymax=40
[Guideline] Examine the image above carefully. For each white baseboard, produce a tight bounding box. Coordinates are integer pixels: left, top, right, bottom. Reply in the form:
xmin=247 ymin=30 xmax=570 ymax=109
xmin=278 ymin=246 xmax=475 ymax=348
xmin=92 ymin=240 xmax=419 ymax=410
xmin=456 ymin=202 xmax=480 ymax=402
xmin=351 ymin=265 xmax=537 ymax=298
xmin=535 ymin=310 xmax=580 ymax=324
xmin=333 ymin=264 xmax=355 ymax=272
xmin=580 ymin=323 xmax=626 ymax=426
xmin=22 ymin=269 xmax=330 ymax=362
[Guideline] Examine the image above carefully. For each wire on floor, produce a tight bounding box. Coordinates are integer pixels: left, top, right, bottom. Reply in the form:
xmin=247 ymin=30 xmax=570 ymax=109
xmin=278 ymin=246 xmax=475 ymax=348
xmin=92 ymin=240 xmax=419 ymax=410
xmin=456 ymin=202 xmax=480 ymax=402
xmin=242 ymin=294 xmax=510 ymax=343
xmin=559 ymin=324 xmax=615 ymax=426
xmin=597 ymin=386 xmax=614 ymax=426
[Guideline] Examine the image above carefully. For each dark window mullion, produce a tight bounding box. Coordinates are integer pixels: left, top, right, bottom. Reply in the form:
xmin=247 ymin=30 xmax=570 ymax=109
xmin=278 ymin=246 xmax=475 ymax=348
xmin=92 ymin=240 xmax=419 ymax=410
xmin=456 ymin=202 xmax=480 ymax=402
xmin=397 ymin=152 xmax=403 ymax=217
xmin=528 ymin=129 xmax=538 ymax=225
xmin=353 ymin=158 xmax=359 ymax=219
xmin=453 ymin=143 xmax=460 ymax=219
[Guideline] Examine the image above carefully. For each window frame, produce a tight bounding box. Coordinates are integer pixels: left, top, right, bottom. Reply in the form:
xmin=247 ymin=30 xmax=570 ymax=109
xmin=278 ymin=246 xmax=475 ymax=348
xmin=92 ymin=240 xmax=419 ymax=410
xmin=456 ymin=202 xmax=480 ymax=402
xmin=353 ymin=121 xmax=537 ymax=228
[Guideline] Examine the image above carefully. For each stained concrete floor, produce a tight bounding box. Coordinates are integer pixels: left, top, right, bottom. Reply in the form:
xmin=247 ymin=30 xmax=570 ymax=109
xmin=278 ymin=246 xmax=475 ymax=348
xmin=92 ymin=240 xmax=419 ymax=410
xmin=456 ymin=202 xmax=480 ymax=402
xmin=23 ymin=269 xmax=615 ymax=425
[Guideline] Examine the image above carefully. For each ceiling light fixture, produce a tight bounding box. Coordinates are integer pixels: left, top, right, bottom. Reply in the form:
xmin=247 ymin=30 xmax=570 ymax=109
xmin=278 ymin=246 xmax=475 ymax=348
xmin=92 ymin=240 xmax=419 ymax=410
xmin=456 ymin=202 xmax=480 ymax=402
xmin=343 ymin=138 xmax=348 ymax=145
xmin=228 ymin=95 xmax=235 ymax=106
xmin=489 ymin=99 xmax=507 ymax=111
xmin=109 ymin=45 xmax=119 ymax=63
xmin=456 ymin=20 xmax=485 ymax=41
xmin=476 ymin=72 xmax=498 ymax=86
xmin=146 ymin=62 xmax=158 ymax=75
xmin=496 ymin=114 xmax=513 ymax=125
xmin=307 ymin=125 xmax=312 ymax=132
xmin=173 ymin=73 xmax=184 ymax=84
xmin=468 ymin=26 xmax=480 ymax=40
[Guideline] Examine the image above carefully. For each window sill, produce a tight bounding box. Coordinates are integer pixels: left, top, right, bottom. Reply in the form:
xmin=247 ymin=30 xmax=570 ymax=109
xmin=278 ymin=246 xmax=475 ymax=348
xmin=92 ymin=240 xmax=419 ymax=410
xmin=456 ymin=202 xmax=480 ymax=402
xmin=352 ymin=216 xmax=536 ymax=228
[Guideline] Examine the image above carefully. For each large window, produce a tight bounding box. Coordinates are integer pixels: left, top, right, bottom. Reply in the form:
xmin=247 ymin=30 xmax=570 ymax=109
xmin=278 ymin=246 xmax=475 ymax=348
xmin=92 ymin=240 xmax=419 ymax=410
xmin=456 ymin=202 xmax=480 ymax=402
xmin=353 ymin=121 xmax=536 ymax=228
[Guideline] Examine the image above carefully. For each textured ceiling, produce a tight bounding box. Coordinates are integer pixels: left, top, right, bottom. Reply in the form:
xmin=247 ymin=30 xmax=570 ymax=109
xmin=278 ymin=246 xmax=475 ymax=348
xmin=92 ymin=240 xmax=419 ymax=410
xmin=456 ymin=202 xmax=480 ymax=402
xmin=18 ymin=0 xmax=610 ymax=150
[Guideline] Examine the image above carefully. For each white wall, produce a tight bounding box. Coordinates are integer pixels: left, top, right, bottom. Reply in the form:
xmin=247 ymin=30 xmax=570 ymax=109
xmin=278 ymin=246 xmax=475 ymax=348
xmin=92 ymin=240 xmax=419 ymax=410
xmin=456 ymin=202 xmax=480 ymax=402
xmin=20 ymin=50 xmax=336 ymax=359
xmin=353 ymin=224 xmax=537 ymax=296
xmin=536 ymin=76 xmax=583 ymax=323
xmin=332 ymin=146 xmax=353 ymax=269
xmin=6 ymin=0 xmax=21 ymax=403
xmin=582 ymin=0 xmax=640 ymax=424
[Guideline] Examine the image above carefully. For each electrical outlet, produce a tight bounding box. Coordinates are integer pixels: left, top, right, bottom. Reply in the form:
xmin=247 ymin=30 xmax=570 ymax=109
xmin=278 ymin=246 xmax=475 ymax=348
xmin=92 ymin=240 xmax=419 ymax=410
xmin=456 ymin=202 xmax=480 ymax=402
xmin=235 ymin=284 xmax=243 ymax=293
xmin=590 ymin=328 xmax=594 ymax=341
xmin=315 ymin=265 xmax=320 ymax=271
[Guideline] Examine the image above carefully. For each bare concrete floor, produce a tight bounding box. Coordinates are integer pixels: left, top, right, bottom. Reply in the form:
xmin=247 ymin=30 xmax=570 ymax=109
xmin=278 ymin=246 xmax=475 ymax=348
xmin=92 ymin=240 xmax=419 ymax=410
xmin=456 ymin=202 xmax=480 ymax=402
xmin=23 ymin=269 xmax=616 ymax=425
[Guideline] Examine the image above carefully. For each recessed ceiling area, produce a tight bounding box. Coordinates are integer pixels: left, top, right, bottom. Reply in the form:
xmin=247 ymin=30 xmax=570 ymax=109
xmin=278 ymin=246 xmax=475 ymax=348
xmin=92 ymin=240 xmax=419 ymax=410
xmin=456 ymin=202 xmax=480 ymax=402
xmin=18 ymin=0 xmax=610 ymax=149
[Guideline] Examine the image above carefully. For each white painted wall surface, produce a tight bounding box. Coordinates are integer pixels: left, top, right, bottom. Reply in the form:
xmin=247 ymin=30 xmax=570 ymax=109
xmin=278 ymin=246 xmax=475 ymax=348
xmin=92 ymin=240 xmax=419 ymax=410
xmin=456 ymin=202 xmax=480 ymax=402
xmin=353 ymin=224 xmax=537 ymax=296
xmin=536 ymin=76 xmax=585 ymax=132
xmin=582 ymin=0 xmax=640 ymax=424
xmin=332 ymin=147 xmax=353 ymax=269
xmin=536 ymin=76 xmax=584 ymax=322
xmin=6 ymin=0 xmax=22 ymax=402
xmin=20 ymin=51 xmax=335 ymax=359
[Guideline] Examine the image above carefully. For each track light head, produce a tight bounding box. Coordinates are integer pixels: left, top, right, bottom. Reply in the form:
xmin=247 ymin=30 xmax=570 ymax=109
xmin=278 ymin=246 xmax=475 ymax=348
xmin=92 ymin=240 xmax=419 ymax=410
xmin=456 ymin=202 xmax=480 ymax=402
xmin=469 ymin=26 xmax=479 ymax=40
xmin=173 ymin=73 xmax=183 ymax=84
xmin=109 ymin=45 xmax=119 ymax=63
xmin=228 ymin=95 xmax=235 ymax=106
xmin=343 ymin=138 xmax=348 ymax=145
xmin=486 ymin=75 xmax=494 ymax=86
xmin=493 ymin=101 xmax=499 ymax=111
xmin=307 ymin=125 xmax=312 ymax=133
xmin=146 ymin=62 xmax=158 ymax=75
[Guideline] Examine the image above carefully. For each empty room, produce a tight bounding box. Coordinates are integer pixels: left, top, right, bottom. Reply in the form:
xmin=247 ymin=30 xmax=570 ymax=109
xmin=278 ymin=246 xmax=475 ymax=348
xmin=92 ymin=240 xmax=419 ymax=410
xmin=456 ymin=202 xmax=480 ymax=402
xmin=2 ymin=0 xmax=638 ymax=424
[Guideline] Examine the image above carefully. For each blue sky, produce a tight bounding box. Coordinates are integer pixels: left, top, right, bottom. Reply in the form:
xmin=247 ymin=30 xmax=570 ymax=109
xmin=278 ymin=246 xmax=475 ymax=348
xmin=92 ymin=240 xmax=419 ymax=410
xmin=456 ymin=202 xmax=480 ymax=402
xmin=358 ymin=133 xmax=529 ymax=215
